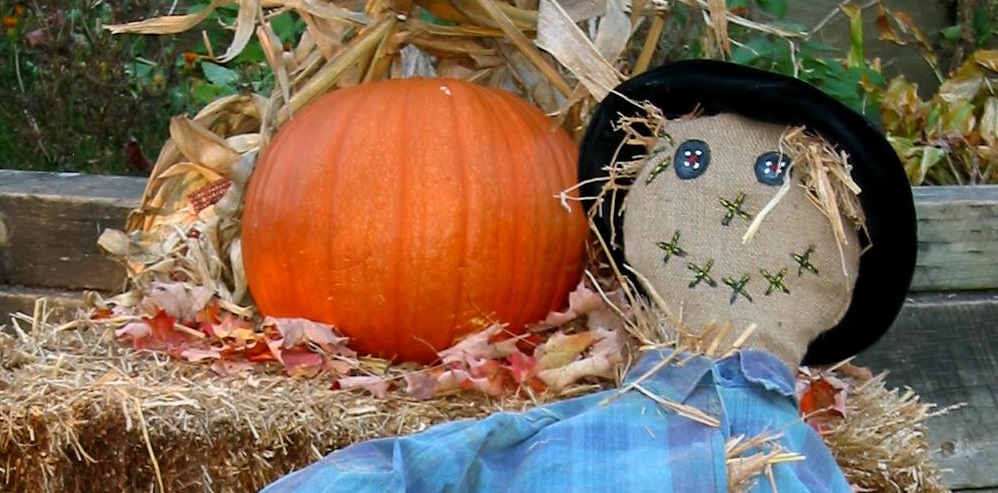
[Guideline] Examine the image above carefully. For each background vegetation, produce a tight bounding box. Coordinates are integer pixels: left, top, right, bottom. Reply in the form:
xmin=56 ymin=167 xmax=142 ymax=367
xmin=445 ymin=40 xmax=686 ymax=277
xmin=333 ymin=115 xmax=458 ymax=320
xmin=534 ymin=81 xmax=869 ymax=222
xmin=0 ymin=0 xmax=995 ymax=182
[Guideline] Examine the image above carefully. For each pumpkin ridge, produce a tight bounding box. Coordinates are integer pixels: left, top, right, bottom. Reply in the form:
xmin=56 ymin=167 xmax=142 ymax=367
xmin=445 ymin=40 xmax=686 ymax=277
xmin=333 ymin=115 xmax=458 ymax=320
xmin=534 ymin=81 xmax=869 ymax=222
xmin=525 ymin=102 xmax=580 ymax=315
xmin=512 ymin=92 xmax=561 ymax=326
xmin=477 ymin=88 xmax=517 ymax=329
xmin=444 ymin=81 xmax=475 ymax=347
xmin=485 ymin=92 xmax=535 ymax=328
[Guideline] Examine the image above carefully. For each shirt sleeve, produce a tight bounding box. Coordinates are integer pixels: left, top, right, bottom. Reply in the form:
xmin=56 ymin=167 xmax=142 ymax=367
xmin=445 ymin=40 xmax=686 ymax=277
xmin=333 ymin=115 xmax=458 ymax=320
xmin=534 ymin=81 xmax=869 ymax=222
xmin=262 ymin=350 xmax=852 ymax=493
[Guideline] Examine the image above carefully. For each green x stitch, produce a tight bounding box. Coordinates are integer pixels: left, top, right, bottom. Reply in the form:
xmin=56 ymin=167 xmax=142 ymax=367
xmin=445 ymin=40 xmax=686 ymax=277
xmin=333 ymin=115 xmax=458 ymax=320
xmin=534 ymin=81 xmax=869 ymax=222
xmin=687 ymin=259 xmax=717 ymax=288
xmin=722 ymin=274 xmax=753 ymax=304
xmin=760 ymin=268 xmax=790 ymax=295
xmin=655 ymin=230 xmax=687 ymax=264
xmin=645 ymin=155 xmax=672 ymax=185
xmin=720 ymin=192 xmax=752 ymax=226
xmin=792 ymin=247 xmax=819 ymax=276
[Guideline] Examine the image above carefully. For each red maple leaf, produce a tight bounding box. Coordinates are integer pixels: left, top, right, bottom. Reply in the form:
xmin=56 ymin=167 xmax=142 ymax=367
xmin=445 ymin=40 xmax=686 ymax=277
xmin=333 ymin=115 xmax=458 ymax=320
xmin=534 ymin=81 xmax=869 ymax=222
xmin=799 ymin=376 xmax=848 ymax=433
xmin=129 ymin=310 xmax=199 ymax=352
xmin=507 ymin=351 xmax=538 ymax=384
xmin=90 ymin=307 xmax=114 ymax=320
xmin=280 ymin=348 xmax=327 ymax=378
xmin=244 ymin=340 xmax=278 ymax=363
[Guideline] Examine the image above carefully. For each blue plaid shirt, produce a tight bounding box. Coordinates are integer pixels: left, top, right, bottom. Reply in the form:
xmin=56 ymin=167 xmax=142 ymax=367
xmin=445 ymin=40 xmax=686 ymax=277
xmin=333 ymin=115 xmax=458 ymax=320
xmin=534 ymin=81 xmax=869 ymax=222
xmin=263 ymin=349 xmax=851 ymax=492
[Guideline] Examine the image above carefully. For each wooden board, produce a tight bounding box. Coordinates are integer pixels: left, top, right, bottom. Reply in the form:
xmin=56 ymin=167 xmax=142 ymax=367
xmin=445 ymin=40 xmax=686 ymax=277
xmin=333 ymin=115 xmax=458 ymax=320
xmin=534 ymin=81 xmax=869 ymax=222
xmin=0 ymin=170 xmax=144 ymax=291
xmin=1 ymin=171 xmax=997 ymax=293
xmin=857 ymin=291 xmax=998 ymax=491
xmin=910 ymin=186 xmax=998 ymax=292
xmin=0 ymin=285 xmax=86 ymax=323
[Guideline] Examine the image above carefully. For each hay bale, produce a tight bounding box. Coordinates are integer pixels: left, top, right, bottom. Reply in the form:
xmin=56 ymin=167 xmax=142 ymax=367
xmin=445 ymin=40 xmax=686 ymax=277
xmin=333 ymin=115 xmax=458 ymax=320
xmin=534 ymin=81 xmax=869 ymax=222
xmin=0 ymin=315 xmax=539 ymax=493
xmin=0 ymin=306 xmax=953 ymax=492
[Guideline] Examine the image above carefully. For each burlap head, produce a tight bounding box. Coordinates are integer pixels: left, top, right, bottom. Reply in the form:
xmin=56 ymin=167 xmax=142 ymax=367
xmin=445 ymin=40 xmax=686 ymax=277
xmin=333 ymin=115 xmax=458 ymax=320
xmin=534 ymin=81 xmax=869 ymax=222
xmin=622 ymin=113 xmax=861 ymax=366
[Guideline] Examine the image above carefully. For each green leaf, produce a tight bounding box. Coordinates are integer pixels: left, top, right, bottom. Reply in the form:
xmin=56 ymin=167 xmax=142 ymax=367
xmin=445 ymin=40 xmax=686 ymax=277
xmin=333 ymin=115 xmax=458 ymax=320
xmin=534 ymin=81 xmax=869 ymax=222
xmin=913 ymin=146 xmax=947 ymax=184
xmin=270 ymin=12 xmax=302 ymax=44
xmin=731 ymin=38 xmax=774 ymax=65
xmin=841 ymin=3 xmax=864 ymax=68
xmin=229 ymin=41 xmax=266 ymax=65
xmin=200 ymin=61 xmax=239 ymax=88
xmin=939 ymin=25 xmax=963 ymax=42
xmin=191 ymin=79 xmax=231 ymax=106
xmin=755 ymin=0 xmax=788 ymax=19
xmin=727 ymin=0 xmax=749 ymax=10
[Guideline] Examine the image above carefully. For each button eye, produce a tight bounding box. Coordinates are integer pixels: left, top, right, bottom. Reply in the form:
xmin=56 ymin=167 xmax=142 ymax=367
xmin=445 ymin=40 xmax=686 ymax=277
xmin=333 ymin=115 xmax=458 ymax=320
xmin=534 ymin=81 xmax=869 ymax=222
xmin=754 ymin=151 xmax=791 ymax=186
xmin=674 ymin=140 xmax=710 ymax=180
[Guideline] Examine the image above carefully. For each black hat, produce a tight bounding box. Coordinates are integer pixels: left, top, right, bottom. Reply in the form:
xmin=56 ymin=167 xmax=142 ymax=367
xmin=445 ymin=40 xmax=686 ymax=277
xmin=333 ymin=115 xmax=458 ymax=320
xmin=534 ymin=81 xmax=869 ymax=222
xmin=578 ymin=59 xmax=917 ymax=366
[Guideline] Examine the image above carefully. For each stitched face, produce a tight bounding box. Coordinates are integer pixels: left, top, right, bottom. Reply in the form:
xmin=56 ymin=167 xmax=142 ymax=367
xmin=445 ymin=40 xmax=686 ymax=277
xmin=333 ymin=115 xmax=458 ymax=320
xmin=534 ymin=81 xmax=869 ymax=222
xmin=622 ymin=113 xmax=861 ymax=364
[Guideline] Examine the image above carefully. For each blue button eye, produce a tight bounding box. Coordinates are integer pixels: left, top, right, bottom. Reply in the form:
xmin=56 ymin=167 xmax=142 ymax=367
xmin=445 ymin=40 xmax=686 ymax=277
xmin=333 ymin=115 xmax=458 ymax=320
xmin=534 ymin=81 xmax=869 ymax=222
xmin=674 ymin=140 xmax=710 ymax=180
xmin=754 ymin=152 xmax=791 ymax=186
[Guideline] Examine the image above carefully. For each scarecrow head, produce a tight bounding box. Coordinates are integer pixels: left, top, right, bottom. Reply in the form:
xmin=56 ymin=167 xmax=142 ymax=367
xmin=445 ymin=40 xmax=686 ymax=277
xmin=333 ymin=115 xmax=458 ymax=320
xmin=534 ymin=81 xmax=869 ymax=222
xmin=579 ymin=60 xmax=917 ymax=367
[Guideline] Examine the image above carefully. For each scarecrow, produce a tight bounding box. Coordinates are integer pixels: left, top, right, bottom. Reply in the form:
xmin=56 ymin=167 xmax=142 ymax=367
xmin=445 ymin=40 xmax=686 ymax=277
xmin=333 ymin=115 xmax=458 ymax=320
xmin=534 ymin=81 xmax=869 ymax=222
xmin=262 ymin=60 xmax=917 ymax=492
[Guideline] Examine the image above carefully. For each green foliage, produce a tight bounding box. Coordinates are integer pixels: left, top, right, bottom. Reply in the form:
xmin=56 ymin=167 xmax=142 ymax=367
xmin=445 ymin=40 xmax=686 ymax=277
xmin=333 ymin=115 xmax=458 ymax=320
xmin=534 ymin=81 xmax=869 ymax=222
xmin=879 ymin=51 xmax=998 ymax=185
xmin=1 ymin=0 xmax=184 ymax=173
xmin=0 ymin=0 xmax=301 ymax=174
xmin=678 ymin=0 xmax=886 ymax=119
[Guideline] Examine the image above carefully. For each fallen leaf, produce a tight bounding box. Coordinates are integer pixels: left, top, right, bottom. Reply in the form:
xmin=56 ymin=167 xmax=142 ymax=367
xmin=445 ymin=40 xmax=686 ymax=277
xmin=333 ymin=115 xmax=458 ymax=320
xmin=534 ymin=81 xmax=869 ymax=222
xmin=244 ymin=340 xmax=278 ymax=363
xmin=536 ymin=328 xmax=624 ymax=391
xmin=535 ymin=331 xmax=595 ymax=369
xmin=263 ymin=316 xmax=350 ymax=351
xmin=210 ymin=359 xmax=254 ymax=376
xmin=280 ymin=348 xmax=326 ymax=378
xmin=335 ymin=375 xmax=391 ymax=398
xmin=404 ymin=369 xmax=442 ymax=400
xmin=438 ymin=324 xmax=520 ymax=366
xmin=115 ymin=320 xmax=151 ymax=340
xmin=537 ymin=282 xmax=606 ymax=327
xmin=181 ymin=347 xmax=222 ymax=362
xmin=797 ymin=370 xmax=850 ymax=432
xmin=119 ymin=310 xmax=199 ymax=354
xmin=142 ymin=281 xmax=214 ymax=321
xmin=212 ymin=313 xmax=258 ymax=347
xmin=507 ymin=351 xmax=538 ymax=383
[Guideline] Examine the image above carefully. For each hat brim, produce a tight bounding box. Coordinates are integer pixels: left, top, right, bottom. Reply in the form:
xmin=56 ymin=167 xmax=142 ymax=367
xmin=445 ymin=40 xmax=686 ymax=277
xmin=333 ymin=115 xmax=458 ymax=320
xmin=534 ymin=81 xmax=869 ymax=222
xmin=578 ymin=59 xmax=917 ymax=366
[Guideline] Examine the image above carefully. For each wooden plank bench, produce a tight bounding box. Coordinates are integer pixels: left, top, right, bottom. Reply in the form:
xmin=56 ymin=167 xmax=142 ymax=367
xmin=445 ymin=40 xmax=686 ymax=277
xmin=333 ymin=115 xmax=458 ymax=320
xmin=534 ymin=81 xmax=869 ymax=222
xmin=1 ymin=169 xmax=997 ymax=491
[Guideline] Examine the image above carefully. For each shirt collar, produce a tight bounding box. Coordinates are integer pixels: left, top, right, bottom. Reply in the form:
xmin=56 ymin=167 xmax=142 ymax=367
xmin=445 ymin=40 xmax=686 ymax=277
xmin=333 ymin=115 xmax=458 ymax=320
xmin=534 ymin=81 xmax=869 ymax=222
xmin=622 ymin=348 xmax=796 ymax=404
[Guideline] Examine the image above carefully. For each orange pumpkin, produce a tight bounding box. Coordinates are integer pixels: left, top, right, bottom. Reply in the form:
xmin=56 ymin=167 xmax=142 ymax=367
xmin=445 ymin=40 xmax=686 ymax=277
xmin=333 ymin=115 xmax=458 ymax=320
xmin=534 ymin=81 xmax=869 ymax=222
xmin=242 ymin=78 xmax=588 ymax=363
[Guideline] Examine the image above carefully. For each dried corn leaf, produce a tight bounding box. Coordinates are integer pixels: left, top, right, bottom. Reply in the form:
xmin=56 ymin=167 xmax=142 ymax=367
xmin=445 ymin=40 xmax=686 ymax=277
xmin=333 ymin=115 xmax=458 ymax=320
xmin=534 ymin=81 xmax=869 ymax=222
xmin=536 ymin=0 xmax=622 ymax=100
xmin=973 ymin=49 xmax=998 ymax=73
xmin=104 ymin=0 xmax=224 ymax=34
xmin=592 ymin=0 xmax=630 ymax=62
xmin=169 ymin=116 xmax=242 ymax=177
xmin=217 ymin=0 xmax=261 ymax=62
xmin=980 ymin=97 xmax=998 ymax=147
